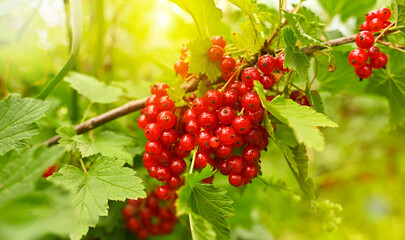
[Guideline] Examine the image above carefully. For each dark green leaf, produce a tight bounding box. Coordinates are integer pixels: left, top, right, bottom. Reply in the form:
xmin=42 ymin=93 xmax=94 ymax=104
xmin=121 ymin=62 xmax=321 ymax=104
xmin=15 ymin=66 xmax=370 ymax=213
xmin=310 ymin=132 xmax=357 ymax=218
xmin=290 ymin=144 xmax=316 ymax=200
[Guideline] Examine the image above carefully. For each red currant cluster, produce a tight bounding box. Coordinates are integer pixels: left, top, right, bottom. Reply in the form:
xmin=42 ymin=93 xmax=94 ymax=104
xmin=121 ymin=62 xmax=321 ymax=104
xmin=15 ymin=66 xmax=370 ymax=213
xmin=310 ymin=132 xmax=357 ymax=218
xmin=122 ymin=190 xmax=177 ymax=239
xmin=348 ymin=7 xmax=391 ymax=79
xmin=174 ymin=46 xmax=189 ymax=78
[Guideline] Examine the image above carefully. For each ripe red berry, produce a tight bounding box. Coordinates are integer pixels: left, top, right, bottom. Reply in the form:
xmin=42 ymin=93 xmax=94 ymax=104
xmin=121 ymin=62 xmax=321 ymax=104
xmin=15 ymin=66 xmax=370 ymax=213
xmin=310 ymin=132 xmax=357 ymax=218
xmin=369 ymin=52 xmax=388 ymax=69
xmin=260 ymin=73 xmax=276 ymax=89
xmin=160 ymin=129 xmax=177 ymax=147
xmin=166 ymin=175 xmax=183 ymax=190
xmin=198 ymin=111 xmax=218 ymax=130
xmin=217 ymin=106 xmax=237 ymax=124
xmin=174 ymin=60 xmax=189 ymax=76
xmin=242 ymin=164 xmax=259 ymax=179
xmin=232 ymin=115 xmax=251 ymax=134
xmin=355 ymin=31 xmax=375 ymax=49
xmin=186 ymin=119 xmax=200 ymax=135
xmin=241 ymin=67 xmax=260 ymax=85
xmin=220 ymin=56 xmax=236 ymax=72
xmin=246 ymin=108 xmax=264 ymax=126
xmin=211 ymin=35 xmax=226 ymax=48
xmin=227 ymin=155 xmax=244 ymax=173
xmin=170 ymin=158 xmax=187 ymax=175
xmin=218 ymin=126 xmax=237 ymax=145
xmin=208 ymin=45 xmax=224 ymax=62
xmin=157 ymin=96 xmax=175 ymax=112
xmin=137 ymin=114 xmax=149 ymax=129
xmin=126 ymin=217 xmax=141 ymax=232
xmin=223 ymin=89 xmax=240 ymax=108
xmin=122 ymin=205 xmax=136 ymax=220
xmin=156 ymin=111 xmax=176 ymax=130
xmin=369 ymin=18 xmax=383 ymax=32
xmin=378 ymin=7 xmax=391 ymax=21
xmin=196 ymin=130 xmax=212 ymax=150
xmin=258 ymin=55 xmax=277 ymax=73
xmin=146 ymin=94 xmax=158 ymax=106
xmin=184 ymin=108 xmax=197 ymax=123
xmin=192 ymin=97 xmax=208 ymax=114
xmin=156 ymin=186 xmax=171 ymax=200
xmin=276 ymin=53 xmax=290 ymax=72
xmin=365 ymin=10 xmax=379 ymax=22
xmin=180 ymin=134 xmax=196 ymax=151
xmin=222 ymin=71 xmax=235 ymax=81
xmin=202 ymin=175 xmax=214 ymax=184
xmin=232 ymin=134 xmax=244 ymax=148
xmin=360 ymin=21 xmax=370 ymax=32
xmin=241 ymin=92 xmax=261 ymax=111
xmin=367 ymin=46 xmax=380 ymax=58
xmin=144 ymin=123 xmax=162 ymax=140
xmin=155 ymin=148 xmax=172 ymax=166
xmin=145 ymin=140 xmax=163 ymax=156
xmin=144 ymin=105 xmax=159 ymax=122
xmin=194 ymin=151 xmax=210 ymax=169
xmin=156 ymin=166 xmax=171 ymax=182
xmin=238 ymin=82 xmax=253 ymax=96
xmin=229 ymin=173 xmax=243 ymax=187
xmin=355 ymin=64 xmax=373 ymax=79
xmin=213 ymin=144 xmax=233 ymax=158
xmin=209 ymin=136 xmax=220 ymax=148
xmin=205 ymin=90 xmax=223 ymax=109
xmin=154 ymin=83 xmax=169 ymax=97
xmin=383 ymin=21 xmax=391 ymax=29
xmin=242 ymin=145 xmax=260 ymax=164
xmin=348 ymin=49 xmax=368 ymax=67
xmin=219 ymin=160 xmax=230 ymax=175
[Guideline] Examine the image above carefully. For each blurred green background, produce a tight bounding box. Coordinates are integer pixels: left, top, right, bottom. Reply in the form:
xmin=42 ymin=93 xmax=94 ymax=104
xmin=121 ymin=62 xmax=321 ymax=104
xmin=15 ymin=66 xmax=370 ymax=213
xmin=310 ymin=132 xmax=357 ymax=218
xmin=1 ymin=0 xmax=404 ymax=239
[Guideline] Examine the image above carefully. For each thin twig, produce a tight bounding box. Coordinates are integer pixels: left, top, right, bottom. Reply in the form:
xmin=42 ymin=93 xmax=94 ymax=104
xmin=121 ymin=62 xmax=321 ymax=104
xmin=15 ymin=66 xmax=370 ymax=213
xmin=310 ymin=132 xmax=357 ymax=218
xmin=376 ymin=39 xmax=405 ymax=52
xmin=189 ymin=147 xmax=198 ymax=174
xmin=374 ymin=21 xmax=395 ymax=43
xmin=79 ymin=158 xmax=87 ymax=173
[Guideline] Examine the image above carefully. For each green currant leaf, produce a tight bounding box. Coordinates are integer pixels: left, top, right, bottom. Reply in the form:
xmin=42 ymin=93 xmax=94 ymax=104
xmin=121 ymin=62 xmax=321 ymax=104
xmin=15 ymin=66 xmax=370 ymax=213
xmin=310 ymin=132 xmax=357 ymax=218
xmin=188 ymin=38 xmax=222 ymax=82
xmin=0 ymin=94 xmax=50 ymax=155
xmin=366 ymin=68 xmax=405 ymax=129
xmin=65 ymin=72 xmax=122 ymax=104
xmin=189 ymin=212 xmax=217 ymax=240
xmin=167 ymin=85 xmax=188 ymax=107
xmin=282 ymin=28 xmax=310 ymax=81
xmin=274 ymin=124 xmax=298 ymax=148
xmin=0 ymin=145 xmax=64 ymax=204
xmin=49 ymin=156 xmax=146 ymax=240
xmin=305 ymin=86 xmax=325 ymax=113
xmin=254 ymin=81 xmax=337 ymax=151
xmin=318 ymin=0 xmax=376 ymax=22
xmin=227 ymin=0 xmax=258 ymax=14
xmin=56 ymin=126 xmax=77 ymax=152
xmin=169 ymin=0 xmax=222 ymax=38
xmin=290 ymin=144 xmax=316 ymax=200
xmin=231 ymin=21 xmax=265 ymax=57
xmin=72 ymin=131 xmax=134 ymax=166
xmin=393 ymin=0 xmax=405 ymax=36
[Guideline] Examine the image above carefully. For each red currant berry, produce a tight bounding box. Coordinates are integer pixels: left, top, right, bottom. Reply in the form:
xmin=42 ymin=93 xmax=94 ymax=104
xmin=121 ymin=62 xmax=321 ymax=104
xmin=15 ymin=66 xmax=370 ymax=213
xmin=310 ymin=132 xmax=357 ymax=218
xmin=276 ymin=53 xmax=290 ymax=72
xmin=232 ymin=115 xmax=251 ymax=134
xmin=157 ymin=95 xmax=175 ymax=112
xmin=192 ymin=97 xmax=208 ymax=114
xmin=186 ymin=119 xmax=200 ymax=135
xmin=126 ymin=217 xmax=141 ymax=232
xmin=144 ymin=105 xmax=159 ymax=122
xmin=355 ymin=31 xmax=375 ymax=49
xmin=180 ymin=134 xmax=196 ymax=151
xmin=156 ymin=186 xmax=171 ymax=200
xmin=232 ymin=134 xmax=244 ymax=148
xmin=369 ymin=18 xmax=383 ymax=32
xmin=355 ymin=64 xmax=373 ymax=79
xmin=208 ymin=45 xmax=224 ymax=62
xmin=144 ymin=123 xmax=162 ymax=140
xmin=181 ymin=45 xmax=188 ymax=55
xmin=145 ymin=140 xmax=163 ymax=156
xmin=173 ymin=142 xmax=190 ymax=159
xmin=241 ymin=92 xmax=261 ymax=111
xmin=170 ymin=158 xmax=187 ymax=175
xmin=156 ymin=111 xmax=176 ymax=130
xmin=122 ymin=205 xmax=136 ymax=220
xmin=166 ymin=175 xmax=183 ymax=190
xmin=209 ymin=136 xmax=220 ymax=148
xmin=196 ymin=130 xmax=212 ymax=150
xmin=238 ymin=82 xmax=253 ymax=96
xmin=218 ymin=126 xmax=236 ymax=145
xmin=378 ymin=7 xmax=391 ymax=21
xmin=227 ymin=155 xmax=244 ymax=173
xmin=258 ymin=55 xmax=277 ymax=73
xmin=241 ymin=67 xmax=260 ymax=85
xmin=202 ymin=175 xmax=214 ymax=184
xmin=146 ymin=94 xmax=158 ymax=106
xmin=205 ymin=90 xmax=223 ymax=109
xmin=242 ymin=145 xmax=260 ymax=164
xmin=42 ymin=164 xmax=57 ymax=178
xmin=154 ymin=83 xmax=169 ymax=97
xmin=213 ymin=144 xmax=233 ymax=158
xmin=160 ymin=129 xmax=177 ymax=147
xmin=383 ymin=21 xmax=391 ymax=29
xmin=155 ymin=148 xmax=172 ymax=166
xmin=243 ymin=164 xmax=259 ymax=179
xmin=220 ymin=56 xmax=236 ymax=72
xmin=137 ymin=229 xmax=148 ymax=240
xmin=217 ymin=106 xmax=236 ymax=125
xmin=360 ymin=21 xmax=370 ymax=32
xmin=348 ymin=48 xmax=368 ymax=67
xmin=229 ymin=173 xmax=243 ymax=187
xmin=260 ymin=73 xmax=276 ymax=89
xmin=156 ymin=166 xmax=171 ymax=182
xmin=194 ymin=151 xmax=210 ymax=169
xmin=369 ymin=52 xmax=388 ymax=69
xmin=246 ymin=108 xmax=264 ymax=126
xmin=174 ymin=60 xmax=189 ymax=76
xmin=219 ymin=160 xmax=230 ymax=175
xmin=222 ymin=71 xmax=235 ymax=81
xmin=148 ymin=166 xmax=158 ymax=178
xmin=198 ymin=111 xmax=218 ymax=130
xmin=211 ymin=35 xmax=226 ymax=48
xmin=365 ymin=10 xmax=379 ymax=22
xmin=223 ymin=89 xmax=240 ymax=108
xmin=137 ymin=114 xmax=149 ymax=129
xmin=367 ymin=46 xmax=380 ymax=58
xmin=184 ymin=108 xmax=197 ymax=123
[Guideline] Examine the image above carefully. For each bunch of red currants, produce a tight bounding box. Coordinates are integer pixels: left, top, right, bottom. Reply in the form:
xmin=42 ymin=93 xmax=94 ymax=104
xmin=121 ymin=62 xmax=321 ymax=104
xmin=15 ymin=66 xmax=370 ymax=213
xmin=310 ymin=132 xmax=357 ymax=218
xmin=122 ymin=190 xmax=177 ymax=239
xmin=348 ymin=7 xmax=392 ymax=79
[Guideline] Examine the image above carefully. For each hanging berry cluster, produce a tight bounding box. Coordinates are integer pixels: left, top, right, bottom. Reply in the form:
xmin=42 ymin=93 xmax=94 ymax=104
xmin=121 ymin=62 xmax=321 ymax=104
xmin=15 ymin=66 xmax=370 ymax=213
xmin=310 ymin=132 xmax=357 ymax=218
xmin=348 ymin=7 xmax=392 ymax=79
xmin=122 ymin=189 xmax=177 ymax=239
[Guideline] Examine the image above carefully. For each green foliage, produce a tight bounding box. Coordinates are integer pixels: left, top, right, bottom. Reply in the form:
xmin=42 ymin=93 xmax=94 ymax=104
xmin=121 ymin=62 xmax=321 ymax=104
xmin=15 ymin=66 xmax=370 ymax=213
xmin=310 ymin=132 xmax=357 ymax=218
xmin=291 ymin=144 xmax=316 ymax=200
xmin=312 ymin=199 xmax=342 ymax=231
xmin=49 ymin=156 xmax=146 ymax=240
xmin=227 ymin=0 xmax=258 ymax=14
xmin=0 ymin=146 xmax=64 ymax=203
xmin=169 ymin=0 xmax=223 ymax=38
xmin=57 ymin=126 xmax=78 ymax=152
xmin=0 ymin=94 xmax=50 ymax=155
xmin=188 ymin=38 xmax=222 ymax=82
xmin=393 ymin=0 xmax=405 ymax=36
xmin=318 ymin=0 xmax=376 ymax=22
xmin=282 ymin=28 xmax=310 ymax=81
xmin=72 ymin=131 xmax=134 ymax=165
xmin=366 ymin=68 xmax=405 ymax=129
xmin=231 ymin=21 xmax=265 ymax=57
xmin=167 ymin=85 xmax=188 ymax=107
xmin=189 ymin=212 xmax=217 ymax=240
xmin=65 ymin=72 xmax=122 ymax=104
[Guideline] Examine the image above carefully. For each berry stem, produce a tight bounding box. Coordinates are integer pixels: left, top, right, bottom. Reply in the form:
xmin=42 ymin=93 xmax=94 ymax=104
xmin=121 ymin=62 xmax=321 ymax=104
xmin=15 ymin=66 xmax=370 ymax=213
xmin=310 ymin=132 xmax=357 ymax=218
xmin=79 ymin=158 xmax=88 ymax=173
xmin=219 ymin=65 xmax=245 ymax=92
xmin=189 ymin=146 xmax=199 ymax=174
xmin=374 ymin=21 xmax=396 ymax=43
xmin=376 ymin=39 xmax=405 ymax=53
xmin=309 ymin=55 xmax=319 ymax=88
